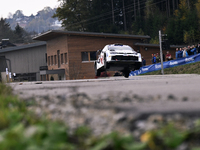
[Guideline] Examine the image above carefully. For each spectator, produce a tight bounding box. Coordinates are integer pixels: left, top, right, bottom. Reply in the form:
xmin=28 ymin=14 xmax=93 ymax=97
xmin=175 ymin=48 xmax=179 ymax=59
xmin=166 ymin=51 xmax=172 ymax=61
xmin=142 ymin=57 xmax=146 ymax=66
xmin=179 ymin=48 xmax=183 ymax=58
xmin=182 ymin=47 xmax=188 ymax=57
xmin=151 ymin=54 xmax=154 ymax=63
xmin=187 ymin=46 xmax=192 ymax=56
xmin=197 ymin=43 xmax=200 ymax=53
xmin=152 ymin=54 xmax=156 ymax=64
xmin=191 ymin=45 xmax=197 ymax=55
xmin=156 ymin=53 xmax=160 ymax=63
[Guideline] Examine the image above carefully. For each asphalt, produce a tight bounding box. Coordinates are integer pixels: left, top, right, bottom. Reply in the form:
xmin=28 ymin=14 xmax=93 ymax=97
xmin=8 ymin=74 xmax=200 ymax=116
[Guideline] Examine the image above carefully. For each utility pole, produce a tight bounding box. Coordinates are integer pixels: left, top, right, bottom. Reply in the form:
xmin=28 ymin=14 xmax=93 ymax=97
xmin=159 ymin=30 xmax=164 ymax=75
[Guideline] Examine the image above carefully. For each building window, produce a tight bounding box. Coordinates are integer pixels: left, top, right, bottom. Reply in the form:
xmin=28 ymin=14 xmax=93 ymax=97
xmin=90 ymin=51 xmax=96 ymax=61
xmin=54 ymin=55 xmax=57 ymax=65
xmin=82 ymin=51 xmax=96 ymax=62
xmin=57 ymin=50 xmax=60 ymax=68
xmin=48 ymin=56 xmax=50 ymax=66
xmin=61 ymin=53 xmax=64 ymax=64
xmin=64 ymin=53 xmax=67 ymax=64
xmin=81 ymin=52 xmax=89 ymax=61
xmin=51 ymin=56 xmax=53 ymax=65
xmin=45 ymin=53 xmax=47 ymax=63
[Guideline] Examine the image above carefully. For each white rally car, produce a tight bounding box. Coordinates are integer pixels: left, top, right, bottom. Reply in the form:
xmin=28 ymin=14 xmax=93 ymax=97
xmin=94 ymin=44 xmax=142 ymax=78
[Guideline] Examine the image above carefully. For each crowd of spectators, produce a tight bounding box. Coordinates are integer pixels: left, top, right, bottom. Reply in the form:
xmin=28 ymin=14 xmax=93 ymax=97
xmin=151 ymin=53 xmax=166 ymax=64
xmin=176 ymin=43 xmax=200 ymax=59
xmin=150 ymin=43 xmax=200 ymax=64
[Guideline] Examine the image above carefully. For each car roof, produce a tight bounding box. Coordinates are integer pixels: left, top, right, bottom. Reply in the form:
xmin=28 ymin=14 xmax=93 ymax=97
xmin=108 ymin=43 xmax=128 ymax=47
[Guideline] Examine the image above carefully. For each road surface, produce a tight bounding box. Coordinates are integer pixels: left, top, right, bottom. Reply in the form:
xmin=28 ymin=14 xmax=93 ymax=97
xmin=8 ymin=74 xmax=200 ymax=135
xmin=9 ymin=74 xmax=200 ymax=102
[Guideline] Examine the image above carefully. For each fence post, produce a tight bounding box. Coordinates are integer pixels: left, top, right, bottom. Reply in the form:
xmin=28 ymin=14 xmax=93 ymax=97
xmin=159 ymin=30 xmax=164 ymax=75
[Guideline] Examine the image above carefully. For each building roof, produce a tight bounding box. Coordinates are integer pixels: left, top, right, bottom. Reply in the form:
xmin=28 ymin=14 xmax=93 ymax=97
xmin=33 ymin=30 xmax=151 ymax=41
xmin=0 ymin=41 xmax=46 ymax=54
xmin=0 ymin=39 xmax=16 ymax=48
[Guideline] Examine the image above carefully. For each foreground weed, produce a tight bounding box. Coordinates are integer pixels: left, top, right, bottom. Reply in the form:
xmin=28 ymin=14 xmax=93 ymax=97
xmin=1 ymin=83 xmax=200 ymax=149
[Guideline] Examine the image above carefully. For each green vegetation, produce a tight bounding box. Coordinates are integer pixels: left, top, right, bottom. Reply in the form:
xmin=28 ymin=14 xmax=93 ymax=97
xmin=144 ymin=61 xmax=200 ymax=75
xmin=2 ymin=0 xmax=200 ymax=45
xmin=54 ymin=0 xmax=200 ymax=45
xmin=1 ymin=7 xmax=59 ymax=44
xmin=1 ymin=83 xmax=200 ymax=149
xmin=0 ymin=18 xmax=32 ymax=44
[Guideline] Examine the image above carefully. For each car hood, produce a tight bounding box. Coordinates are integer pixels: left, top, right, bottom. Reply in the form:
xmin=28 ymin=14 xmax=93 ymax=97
xmin=114 ymin=50 xmax=137 ymax=54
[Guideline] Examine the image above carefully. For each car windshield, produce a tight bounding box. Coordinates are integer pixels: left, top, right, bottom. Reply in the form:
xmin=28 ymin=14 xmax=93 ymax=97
xmin=108 ymin=45 xmax=135 ymax=51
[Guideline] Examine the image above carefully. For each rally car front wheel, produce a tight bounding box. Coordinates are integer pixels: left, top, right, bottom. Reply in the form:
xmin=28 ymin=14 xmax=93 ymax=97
xmin=122 ymin=70 xmax=130 ymax=78
xmin=95 ymin=64 xmax=101 ymax=76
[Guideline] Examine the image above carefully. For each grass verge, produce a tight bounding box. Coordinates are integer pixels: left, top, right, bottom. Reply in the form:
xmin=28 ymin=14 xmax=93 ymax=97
xmin=143 ymin=61 xmax=200 ymax=75
xmin=0 ymin=83 xmax=200 ymax=150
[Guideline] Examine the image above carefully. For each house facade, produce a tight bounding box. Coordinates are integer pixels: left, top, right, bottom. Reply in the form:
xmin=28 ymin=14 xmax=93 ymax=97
xmin=0 ymin=42 xmax=46 ymax=81
xmin=33 ymin=30 xmax=151 ymax=80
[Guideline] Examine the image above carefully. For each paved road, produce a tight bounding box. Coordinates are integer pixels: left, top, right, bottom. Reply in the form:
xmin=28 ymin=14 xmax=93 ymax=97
xmin=8 ymin=74 xmax=200 ymax=116
xmin=9 ymin=74 xmax=200 ymax=101
xmin=7 ymin=74 xmax=200 ymax=137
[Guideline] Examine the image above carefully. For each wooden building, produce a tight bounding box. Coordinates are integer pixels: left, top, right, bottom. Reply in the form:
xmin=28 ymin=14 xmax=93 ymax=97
xmin=33 ymin=30 xmax=151 ymax=80
xmin=0 ymin=42 xmax=46 ymax=81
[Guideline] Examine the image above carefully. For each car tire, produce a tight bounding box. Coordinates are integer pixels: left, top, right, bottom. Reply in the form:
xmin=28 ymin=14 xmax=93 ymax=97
xmin=95 ymin=65 xmax=101 ymax=76
xmin=123 ymin=71 xmax=130 ymax=78
xmin=104 ymin=54 xmax=107 ymax=69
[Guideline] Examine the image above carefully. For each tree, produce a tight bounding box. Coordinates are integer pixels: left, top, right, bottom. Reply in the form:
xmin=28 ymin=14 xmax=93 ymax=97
xmin=0 ymin=18 xmax=32 ymax=44
xmin=53 ymin=0 xmax=123 ymax=33
xmin=14 ymin=24 xmax=31 ymax=43
xmin=167 ymin=0 xmax=198 ymax=44
xmin=87 ymin=0 xmax=119 ymax=33
xmin=15 ymin=24 xmax=24 ymax=42
xmin=0 ymin=18 xmax=16 ymax=42
xmin=195 ymin=0 xmax=200 ymax=40
xmin=143 ymin=0 xmax=167 ymax=40
xmin=53 ymin=0 xmax=93 ymax=31
xmin=3 ymin=0 xmax=200 ymax=45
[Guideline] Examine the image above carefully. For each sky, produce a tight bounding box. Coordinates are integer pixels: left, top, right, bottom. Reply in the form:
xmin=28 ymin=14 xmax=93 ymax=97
xmin=1 ymin=0 xmax=60 ymax=18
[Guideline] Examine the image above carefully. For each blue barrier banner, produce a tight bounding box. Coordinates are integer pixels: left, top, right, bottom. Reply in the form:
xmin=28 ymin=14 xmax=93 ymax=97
xmin=130 ymin=53 xmax=200 ymax=76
